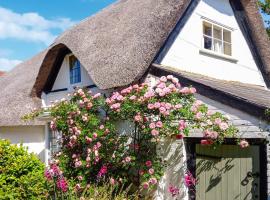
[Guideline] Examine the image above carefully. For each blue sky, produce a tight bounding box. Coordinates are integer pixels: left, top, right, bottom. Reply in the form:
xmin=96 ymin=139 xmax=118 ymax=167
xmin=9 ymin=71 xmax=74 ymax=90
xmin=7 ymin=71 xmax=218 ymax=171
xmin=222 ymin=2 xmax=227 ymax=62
xmin=0 ymin=0 xmax=116 ymax=71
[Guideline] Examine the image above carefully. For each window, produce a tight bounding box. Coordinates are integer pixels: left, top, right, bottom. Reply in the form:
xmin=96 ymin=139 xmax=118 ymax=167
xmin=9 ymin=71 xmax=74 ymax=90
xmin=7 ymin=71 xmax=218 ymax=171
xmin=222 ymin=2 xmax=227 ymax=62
xmin=203 ymin=21 xmax=232 ymax=56
xmin=69 ymin=55 xmax=81 ymax=84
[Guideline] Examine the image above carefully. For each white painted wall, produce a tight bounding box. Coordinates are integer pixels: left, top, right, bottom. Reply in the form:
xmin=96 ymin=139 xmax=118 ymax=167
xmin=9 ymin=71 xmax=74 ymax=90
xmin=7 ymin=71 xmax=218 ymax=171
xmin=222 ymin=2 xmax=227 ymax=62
xmin=0 ymin=126 xmax=46 ymax=162
xmin=42 ymin=54 xmax=107 ymax=107
xmin=52 ymin=54 xmax=94 ymax=91
xmin=160 ymin=0 xmax=266 ymax=87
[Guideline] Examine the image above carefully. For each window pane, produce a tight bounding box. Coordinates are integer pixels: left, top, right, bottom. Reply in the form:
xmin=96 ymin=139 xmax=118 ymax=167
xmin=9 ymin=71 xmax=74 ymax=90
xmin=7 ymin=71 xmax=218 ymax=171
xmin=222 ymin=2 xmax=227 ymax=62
xmin=224 ymin=42 xmax=232 ymax=56
xmin=69 ymin=55 xmax=81 ymax=84
xmin=203 ymin=22 xmax=212 ymax=36
xmin=214 ymin=39 xmax=222 ymax=53
xmin=204 ymin=36 xmax=212 ymax=50
xmin=223 ymin=30 xmax=231 ymax=43
xmin=213 ymin=26 xmax=222 ymax=40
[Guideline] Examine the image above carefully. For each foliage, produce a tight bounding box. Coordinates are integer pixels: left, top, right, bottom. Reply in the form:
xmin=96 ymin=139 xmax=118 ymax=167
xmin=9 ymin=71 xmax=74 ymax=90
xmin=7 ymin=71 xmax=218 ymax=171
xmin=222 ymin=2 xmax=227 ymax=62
xmin=25 ymin=75 xmax=241 ymax=198
xmin=0 ymin=139 xmax=47 ymax=200
xmin=259 ymin=0 xmax=270 ymax=37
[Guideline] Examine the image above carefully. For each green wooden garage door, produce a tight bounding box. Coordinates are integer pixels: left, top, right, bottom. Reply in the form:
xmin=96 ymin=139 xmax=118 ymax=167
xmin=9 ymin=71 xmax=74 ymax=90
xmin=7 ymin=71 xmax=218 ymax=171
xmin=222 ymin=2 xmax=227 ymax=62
xmin=196 ymin=145 xmax=260 ymax=200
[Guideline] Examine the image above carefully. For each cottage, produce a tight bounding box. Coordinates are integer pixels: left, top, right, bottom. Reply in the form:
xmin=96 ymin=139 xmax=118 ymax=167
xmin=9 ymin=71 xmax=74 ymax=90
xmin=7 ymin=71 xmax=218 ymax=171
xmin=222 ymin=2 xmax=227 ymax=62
xmin=0 ymin=0 xmax=270 ymax=199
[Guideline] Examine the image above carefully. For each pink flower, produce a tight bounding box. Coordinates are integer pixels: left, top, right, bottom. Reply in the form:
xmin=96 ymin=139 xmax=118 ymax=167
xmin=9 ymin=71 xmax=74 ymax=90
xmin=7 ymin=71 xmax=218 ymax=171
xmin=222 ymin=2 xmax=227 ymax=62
xmin=239 ymin=140 xmax=249 ymax=148
xmin=134 ymin=114 xmax=142 ymax=122
xmin=167 ymin=75 xmax=173 ymax=80
xmin=57 ymin=178 xmax=68 ymax=192
xmin=85 ymin=136 xmax=93 ymax=144
xmin=172 ymin=77 xmax=179 ymax=84
xmin=75 ymin=183 xmax=81 ymax=191
xmin=86 ymin=157 xmax=91 ymax=162
xmin=149 ymin=177 xmax=158 ymax=185
xmin=195 ymin=112 xmax=203 ymax=120
xmin=168 ymin=185 xmax=180 ymax=197
xmin=149 ymin=122 xmax=156 ymax=129
xmin=151 ymin=129 xmax=159 ymax=136
xmin=93 ymin=93 xmax=101 ymax=98
xmin=154 ymin=102 xmax=161 ymax=108
xmin=147 ymin=103 xmax=154 ymax=110
xmin=156 ymin=121 xmax=163 ymax=128
xmin=157 ymin=82 xmax=166 ymax=89
xmin=142 ymin=182 xmax=149 ymax=189
xmin=125 ymin=156 xmax=131 ymax=163
xmin=145 ymin=160 xmax=152 ymax=167
xmin=110 ymin=178 xmax=115 ymax=185
xmin=99 ymin=125 xmax=104 ymax=130
xmin=159 ymin=107 xmax=166 ymax=113
xmin=175 ymin=104 xmax=182 ymax=109
xmin=165 ymin=103 xmax=172 ymax=110
xmin=180 ymin=87 xmax=189 ymax=94
xmin=129 ymin=95 xmax=137 ymax=100
xmin=75 ymin=161 xmax=82 ymax=168
xmin=184 ymin=172 xmax=196 ymax=187
xmin=200 ymin=139 xmax=214 ymax=146
xmin=148 ymin=168 xmax=154 ymax=175
xmin=82 ymin=115 xmax=88 ymax=122
xmin=160 ymin=76 xmax=167 ymax=82
xmin=178 ymin=120 xmax=186 ymax=131
xmin=97 ymin=165 xmax=108 ymax=178
xmin=219 ymin=122 xmax=229 ymax=130
xmin=203 ymin=130 xmax=218 ymax=139
xmin=159 ymin=91 xmax=166 ymax=97
xmin=214 ymin=118 xmax=222 ymax=125
xmin=190 ymin=87 xmax=196 ymax=94
xmin=78 ymin=176 xmax=83 ymax=181
xmin=93 ymin=132 xmax=98 ymax=138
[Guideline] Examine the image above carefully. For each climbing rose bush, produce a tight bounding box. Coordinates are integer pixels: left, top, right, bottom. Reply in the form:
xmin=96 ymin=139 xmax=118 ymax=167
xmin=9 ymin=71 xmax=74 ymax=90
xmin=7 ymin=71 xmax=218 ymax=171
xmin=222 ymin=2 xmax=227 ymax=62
xmin=25 ymin=75 xmax=242 ymax=196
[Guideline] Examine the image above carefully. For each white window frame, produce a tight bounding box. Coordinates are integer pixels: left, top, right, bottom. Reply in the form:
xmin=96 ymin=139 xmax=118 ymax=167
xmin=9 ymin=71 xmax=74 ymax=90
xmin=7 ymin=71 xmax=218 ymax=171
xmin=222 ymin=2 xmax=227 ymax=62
xmin=200 ymin=19 xmax=237 ymax=62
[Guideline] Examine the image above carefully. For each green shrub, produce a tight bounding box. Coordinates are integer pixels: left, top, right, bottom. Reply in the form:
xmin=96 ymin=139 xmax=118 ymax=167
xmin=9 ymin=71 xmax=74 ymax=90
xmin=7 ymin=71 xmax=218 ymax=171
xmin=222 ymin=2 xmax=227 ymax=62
xmin=0 ymin=139 xmax=47 ymax=199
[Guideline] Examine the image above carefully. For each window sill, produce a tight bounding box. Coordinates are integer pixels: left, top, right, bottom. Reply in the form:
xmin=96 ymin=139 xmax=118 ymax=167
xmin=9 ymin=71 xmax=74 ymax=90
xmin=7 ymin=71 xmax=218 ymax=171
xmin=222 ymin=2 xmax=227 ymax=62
xmin=199 ymin=49 xmax=238 ymax=63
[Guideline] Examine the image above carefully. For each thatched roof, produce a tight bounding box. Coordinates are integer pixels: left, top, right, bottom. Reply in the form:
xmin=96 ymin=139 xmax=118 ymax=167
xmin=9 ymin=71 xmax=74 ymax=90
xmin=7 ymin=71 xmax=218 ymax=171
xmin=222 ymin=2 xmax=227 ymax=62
xmin=1 ymin=0 xmax=270 ymax=126
xmin=32 ymin=0 xmax=191 ymax=97
xmin=0 ymin=51 xmax=47 ymax=126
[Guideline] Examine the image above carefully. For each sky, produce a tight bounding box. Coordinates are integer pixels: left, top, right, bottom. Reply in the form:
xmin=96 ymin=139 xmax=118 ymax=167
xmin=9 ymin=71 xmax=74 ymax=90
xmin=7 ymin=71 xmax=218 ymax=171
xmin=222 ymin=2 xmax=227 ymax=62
xmin=0 ymin=0 xmax=116 ymax=71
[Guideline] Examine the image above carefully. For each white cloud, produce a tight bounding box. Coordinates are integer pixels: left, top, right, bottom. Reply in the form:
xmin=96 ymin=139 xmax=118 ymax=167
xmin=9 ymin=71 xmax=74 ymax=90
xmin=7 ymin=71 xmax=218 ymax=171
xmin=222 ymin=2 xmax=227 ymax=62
xmin=0 ymin=58 xmax=22 ymax=71
xmin=0 ymin=7 xmax=76 ymax=45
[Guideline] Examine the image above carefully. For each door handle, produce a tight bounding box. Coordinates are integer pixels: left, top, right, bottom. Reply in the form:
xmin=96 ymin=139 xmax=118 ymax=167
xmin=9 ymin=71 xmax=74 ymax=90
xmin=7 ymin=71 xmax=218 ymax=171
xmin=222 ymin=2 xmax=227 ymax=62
xmin=247 ymin=171 xmax=259 ymax=179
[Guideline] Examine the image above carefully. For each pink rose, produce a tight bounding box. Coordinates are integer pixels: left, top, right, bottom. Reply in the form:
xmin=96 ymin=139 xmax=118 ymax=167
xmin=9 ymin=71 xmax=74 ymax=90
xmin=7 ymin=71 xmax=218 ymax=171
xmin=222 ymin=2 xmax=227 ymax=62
xmin=134 ymin=114 xmax=142 ymax=122
xmin=151 ymin=129 xmax=159 ymax=136
xmin=175 ymin=104 xmax=182 ymax=109
xmin=78 ymin=176 xmax=83 ymax=181
xmin=110 ymin=178 xmax=115 ymax=185
xmin=156 ymin=121 xmax=163 ymax=128
xmin=195 ymin=112 xmax=203 ymax=120
xmin=219 ymin=122 xmax=229 ymax=130
xmin=93 ymin=93 xmax=101 ymax=98
xmin=125 ymin=156 xmax=131 ymax=163
xmin=200 ymin=139 xmax=213 ymax=146
xmin=145 ymin=160 xmax=152 ymax=167
xmin=154 ymin=102 xmax=161 ymax=108
xmin=239 ymin=140 xmax=249 ymax=148
xmin=129 ymin=95 xmax=137 ymax=100
xmin=214 ymin=118 xmax=222 ymax=125
xmin=190 ymin=87 xmax=196 ymax=94
xmin=149 ymin=177 xmax=158 ymax=185
xmin=160 ymin=76 xmax=167 ymax=82
xmin=148 ymin=103 xmax=154 ymax=110
xmin=143 ymin=182 xmax=149 ymax=189
xmin=149 ymin=122 xmax=156 ymax=129
xmin=178 ymin=120 xmax=186 ymax=131
xmin=148 ymin=168 xmax=154 ymax=175
xmin=167 ymin=75 xmax=173 ymax=80
xmin=93 ymin=132 xmax=98 ymax=138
